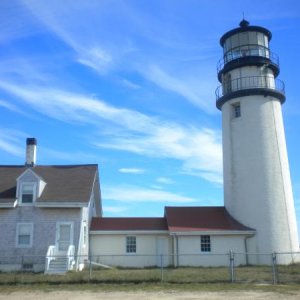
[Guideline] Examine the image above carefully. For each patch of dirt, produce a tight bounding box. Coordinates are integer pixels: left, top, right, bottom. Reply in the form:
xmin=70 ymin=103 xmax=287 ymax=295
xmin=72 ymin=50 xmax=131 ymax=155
xmin=0 ymin=291 xmax=299 ymax=300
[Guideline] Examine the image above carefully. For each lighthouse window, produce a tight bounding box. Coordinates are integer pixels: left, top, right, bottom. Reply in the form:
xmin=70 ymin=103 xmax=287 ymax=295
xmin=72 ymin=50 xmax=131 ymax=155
xmin=230 ymin=34 xmax=239 ymax=53
xmin=223 ymin=73 xmax=232 ymax=94
xmin=264 ymin=35 xmax=269 ymax=48
xmin=249 ymin=32 xmax=257 ymax=45
xmin=239 ymin=32 xmax=248 ymax=46
xmin=257 ymin=32 xmax=265 ymax=46
xmin=232 ymin=103 xmax=241 ymax=118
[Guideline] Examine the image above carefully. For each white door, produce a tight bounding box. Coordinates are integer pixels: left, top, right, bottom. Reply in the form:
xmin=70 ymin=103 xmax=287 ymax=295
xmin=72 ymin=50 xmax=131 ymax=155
xmin=56 ymin=222 xmax=73 ymax=253
xmin=156 ymin=237 xmax=169 ymax=267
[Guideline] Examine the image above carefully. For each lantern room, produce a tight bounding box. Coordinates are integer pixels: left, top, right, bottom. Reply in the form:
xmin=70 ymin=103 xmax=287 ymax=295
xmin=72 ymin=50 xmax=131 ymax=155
xmin=216 ymin=20 xmax=285 ymax=109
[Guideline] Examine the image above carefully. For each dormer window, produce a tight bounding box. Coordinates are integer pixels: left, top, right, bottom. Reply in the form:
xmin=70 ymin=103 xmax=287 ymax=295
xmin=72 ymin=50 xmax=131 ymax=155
xmin=20 ymin=183 xmax=36 ymax=204
xmin=16 ymin=169 xmax=45 ymax=206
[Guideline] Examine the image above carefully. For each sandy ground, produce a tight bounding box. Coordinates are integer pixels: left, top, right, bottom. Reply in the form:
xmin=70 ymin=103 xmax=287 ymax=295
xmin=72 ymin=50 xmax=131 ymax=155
xmin=0 ymin=291 xmax=299 ymax=300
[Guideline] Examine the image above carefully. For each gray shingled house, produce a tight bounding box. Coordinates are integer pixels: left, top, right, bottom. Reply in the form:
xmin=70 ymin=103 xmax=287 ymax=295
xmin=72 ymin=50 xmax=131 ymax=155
xmin=0 ymin=138 xmax=102 ymax=273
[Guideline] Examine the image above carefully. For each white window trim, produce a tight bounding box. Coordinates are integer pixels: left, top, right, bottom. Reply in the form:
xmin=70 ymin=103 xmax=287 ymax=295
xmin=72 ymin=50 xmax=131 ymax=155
xmin=126 ymin=236 xmax=137 ymax=254
xmin=56 ymin=222 xmax=74 ymax=251
xmin=19 ymin=182 xmax=37 ymax=206
xmin=200 ymin=235 xmax=211 ymax=253
xmin=16 ymin=223 xmax=34 ymax=248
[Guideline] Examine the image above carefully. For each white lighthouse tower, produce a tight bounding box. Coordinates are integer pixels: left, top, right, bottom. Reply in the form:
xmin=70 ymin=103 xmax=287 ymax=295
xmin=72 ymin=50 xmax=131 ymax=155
xmin=216 ymin=20 xmax=299 ymax=263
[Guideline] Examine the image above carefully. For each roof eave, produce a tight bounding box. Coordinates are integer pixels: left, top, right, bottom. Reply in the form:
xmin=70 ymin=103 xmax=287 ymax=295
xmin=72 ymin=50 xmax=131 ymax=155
xmin=90 ymin=230 xmax=169 ymax=235
xmin=0 ymin=200 xmax=17 ymax=208
xmin=169 ymin=230 xmax=256 ymax=235
xmin=35 ymin=201 xmax=88 ymax=208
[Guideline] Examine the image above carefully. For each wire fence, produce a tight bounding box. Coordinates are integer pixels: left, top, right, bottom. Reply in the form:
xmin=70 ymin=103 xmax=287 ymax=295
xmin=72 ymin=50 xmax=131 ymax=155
xmin=0 ymin=251 xmax=300 ymax=285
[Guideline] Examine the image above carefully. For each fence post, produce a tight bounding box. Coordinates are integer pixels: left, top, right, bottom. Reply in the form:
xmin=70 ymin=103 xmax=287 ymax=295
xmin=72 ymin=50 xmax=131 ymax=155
xmin=160 ymin=254 xmax=164 ymax=282
xmin=20 ymin=255 xmax=26 ymax=284
xmin=229 ymin=250 xmax=235 ymax=283
xmin=272 ymin=252 xmax=277 ymax=285
xmin=89 ymin=255 xmax=92 ymax=282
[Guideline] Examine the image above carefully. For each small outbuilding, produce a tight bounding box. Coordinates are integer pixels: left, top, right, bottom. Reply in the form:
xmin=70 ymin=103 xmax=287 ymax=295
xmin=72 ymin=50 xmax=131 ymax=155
xmin=90 ymin=206 xmax=255 ymax=267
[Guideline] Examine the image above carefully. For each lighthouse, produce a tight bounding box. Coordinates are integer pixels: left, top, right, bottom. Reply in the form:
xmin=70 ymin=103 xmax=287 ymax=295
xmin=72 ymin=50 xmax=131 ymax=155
xmin=216 ymin=20 xmax=299 ymax=263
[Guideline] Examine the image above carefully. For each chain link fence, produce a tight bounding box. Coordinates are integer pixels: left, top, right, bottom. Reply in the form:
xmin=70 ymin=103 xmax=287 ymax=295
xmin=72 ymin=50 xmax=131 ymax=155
xmin=0 ymin=252 xmax=300 ymax=284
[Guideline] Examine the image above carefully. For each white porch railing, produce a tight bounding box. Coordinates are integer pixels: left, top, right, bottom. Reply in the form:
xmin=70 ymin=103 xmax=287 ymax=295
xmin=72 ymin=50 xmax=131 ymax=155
xmin=45 ymin=244 xmax=75 ymax=272
xmin=45 ymin=245 xmax=56 ymax=271
xmin=67 ymin=245 xmax=75 ymax=270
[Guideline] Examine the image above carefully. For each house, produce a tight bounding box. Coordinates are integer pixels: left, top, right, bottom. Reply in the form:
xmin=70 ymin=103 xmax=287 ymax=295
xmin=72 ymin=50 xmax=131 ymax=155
xmin=0 ymin=138 xmax=101 ymax=273
xmin=90 ymin=207 xmax=255 ymax=267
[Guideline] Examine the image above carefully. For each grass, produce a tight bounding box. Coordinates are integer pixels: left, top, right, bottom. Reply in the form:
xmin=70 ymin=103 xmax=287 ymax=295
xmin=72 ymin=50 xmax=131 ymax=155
xmin=0 ymin=265 xmax=299 ymax=291
xmin=1 ymin=282 xmax=300 ymax=295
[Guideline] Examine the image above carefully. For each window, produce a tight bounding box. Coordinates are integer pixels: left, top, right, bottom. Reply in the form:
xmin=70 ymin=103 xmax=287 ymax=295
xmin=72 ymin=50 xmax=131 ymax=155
xmin=20 ymin=183 xmax=35 ymax=204
xmin=22 ymin=263 xmax=33 ymax=270
xmin=248 ymin=31 xmax=257 ymax=45
xmin=232 ymin=103 xmax=241 ymax=118
xmin=230 ymin=34 xmax=239 ymax=50
xmin=223 ymin=73 xmax=232 ymax=94
xmin=16 ymin=223 xmax=33 ymax=248
xmin=257 ymin=32 xmax=265 ymax=46
xmin=201 ymin=235 xmax=211 ymax=252
xmin=126 ymin=236 xmax=136 ymax=253
xmin=239 ymin=32 xmax=248 ymax=46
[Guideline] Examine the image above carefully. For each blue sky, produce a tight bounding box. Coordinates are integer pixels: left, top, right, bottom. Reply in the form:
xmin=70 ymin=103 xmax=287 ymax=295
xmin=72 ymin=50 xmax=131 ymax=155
xmin=1 ymin=0 xmax=300 ymax=233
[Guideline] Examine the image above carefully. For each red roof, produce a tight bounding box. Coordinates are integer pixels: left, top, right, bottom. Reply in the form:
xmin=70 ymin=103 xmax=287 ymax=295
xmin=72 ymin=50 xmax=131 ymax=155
xmin=165 ymin=206 xmax=254 ymax=232
xmin=90 ymin=207 xmax=254 ymax=233
xmin=90 ymin=217 xmax=168 ymax=231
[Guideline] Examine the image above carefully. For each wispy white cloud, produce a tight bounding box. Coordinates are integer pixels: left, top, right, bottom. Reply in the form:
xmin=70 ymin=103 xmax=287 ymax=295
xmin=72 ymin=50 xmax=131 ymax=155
xmin=0 ymin=100 xmax=23 ymax=114
xmin=40 ymin=147 xmax=99 ymax=164
xmin=0 ymin=80 xmax=222 ymax=184
xmin=103 ymin=185 xmax=197 ymax=203
xmin=0 ymin=1 xmax=42 ymax=43
xmin=20 ymin=1 xmax=122 ymax=74
xmin=0 ymin=129 xmax=25 ymax=157
xmin=156 ymin=177 xmax=175 ymax=185
xmin=150 ymin=185 xmax=163 ymax=190
xmin=76 ymin=47 xmax=114 ymax=74
xmin=0 ymin=99 xmax=35 ymax=119
xmin=0 ymin=127 xmax=99 ymax=162
xmin=103 ymin=206 xmax=128 ymax=214
xmin=144 ymin=65 xmax=215 ymax=113
xmin=19 ymin=1 xmax=217 ymax=112
xmin=250 ymin=11 xmax=300 ymax=21
xmin=97 ymin=127 xmax=223 ymax=184
xmin=118 ymin=168 xmax=145 ymax=174
xmin=121 ymin=79 xmax=141 ymax=90
xmin=0 ymin=81 xmax=153 ymax=129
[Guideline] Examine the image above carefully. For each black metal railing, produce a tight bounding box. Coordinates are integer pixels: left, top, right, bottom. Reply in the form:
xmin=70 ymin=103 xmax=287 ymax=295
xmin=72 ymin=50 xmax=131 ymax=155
xmin=217 ymin=45 xmax=279 ymax=73
xmin=215 ymin=75 xmax=285 ymax=100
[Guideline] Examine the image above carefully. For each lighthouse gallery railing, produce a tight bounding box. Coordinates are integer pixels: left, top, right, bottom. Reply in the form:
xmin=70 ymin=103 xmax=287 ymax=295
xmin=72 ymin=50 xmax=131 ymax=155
xmin=217 ymin=44 xmax=279 ymax=73
xmin=215 ymin=75 xmax=285 ymax=100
